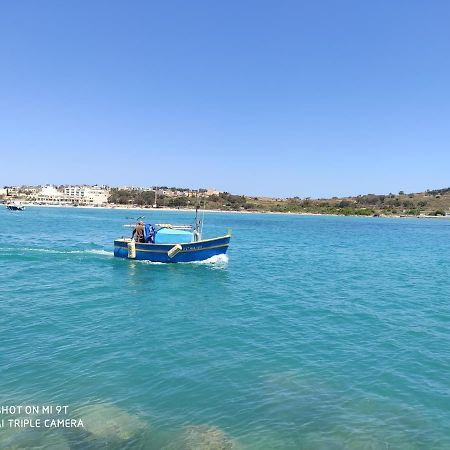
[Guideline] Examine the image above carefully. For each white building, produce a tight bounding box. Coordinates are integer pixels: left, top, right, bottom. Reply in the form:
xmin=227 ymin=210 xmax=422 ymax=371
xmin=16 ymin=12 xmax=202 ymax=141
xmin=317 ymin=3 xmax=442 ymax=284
xmin=40 ymin=185 xmax=62 ymax=197
xmin=206 ymin=188 xmax=221 ymax=196
xmin=85 ymin=186 xmax=109 ymax=205
xmin=64 ymin=186 xmax=87 ymax=200
xmin=35 ymin=185 xmax=69 ymax=204
xmin=64 ymin=186 xmax=109 ymax=205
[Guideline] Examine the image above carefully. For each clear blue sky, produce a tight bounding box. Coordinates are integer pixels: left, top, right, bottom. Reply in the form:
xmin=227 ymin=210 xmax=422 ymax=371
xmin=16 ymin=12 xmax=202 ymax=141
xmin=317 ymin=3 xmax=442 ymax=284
xmin=1 ymin=0 xmax=449 ymax=198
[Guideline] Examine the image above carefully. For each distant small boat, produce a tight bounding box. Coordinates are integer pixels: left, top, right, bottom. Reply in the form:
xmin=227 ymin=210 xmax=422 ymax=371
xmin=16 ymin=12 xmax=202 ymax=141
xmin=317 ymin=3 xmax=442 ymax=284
xmin=6 ymin=202 xmax=25 ymax=211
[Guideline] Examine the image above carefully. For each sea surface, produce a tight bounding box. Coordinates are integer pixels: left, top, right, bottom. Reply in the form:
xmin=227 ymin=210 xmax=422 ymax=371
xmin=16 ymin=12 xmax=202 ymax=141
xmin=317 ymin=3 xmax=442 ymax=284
xmin=1 ymin=207 xmax=449 ymax=449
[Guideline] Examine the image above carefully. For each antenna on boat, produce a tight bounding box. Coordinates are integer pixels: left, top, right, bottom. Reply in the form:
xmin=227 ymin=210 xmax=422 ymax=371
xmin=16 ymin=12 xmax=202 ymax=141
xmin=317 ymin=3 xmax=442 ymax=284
xmin=126 ymin=215 xmax=144 ymax=221
xmin=194 ymin=190 xmax=200 ymax=241
xmin=200 ymin=196 xmax=206 ymax=237
xmin=153 ymin=186 xmax=158 ymax=208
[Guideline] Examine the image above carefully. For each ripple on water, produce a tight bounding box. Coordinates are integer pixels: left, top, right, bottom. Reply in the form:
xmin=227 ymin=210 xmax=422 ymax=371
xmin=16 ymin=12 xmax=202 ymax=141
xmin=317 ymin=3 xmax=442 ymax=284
xmin=1 ymin=209 xmax=450 ymax=449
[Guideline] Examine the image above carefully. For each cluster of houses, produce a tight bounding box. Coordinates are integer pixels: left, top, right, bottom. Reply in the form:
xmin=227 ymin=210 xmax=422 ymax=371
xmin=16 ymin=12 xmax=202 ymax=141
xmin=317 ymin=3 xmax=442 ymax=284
xmin=0 ymin=185 xmax=222 ymax=206
xmin=0 ymin=185 xmax=110 ymax=206
xmin=114 ymin=186 xmax=221 ymax=198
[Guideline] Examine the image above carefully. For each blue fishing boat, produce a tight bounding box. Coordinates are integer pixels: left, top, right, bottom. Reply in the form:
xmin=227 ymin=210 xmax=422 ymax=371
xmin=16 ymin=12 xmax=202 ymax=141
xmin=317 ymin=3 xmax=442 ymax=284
xmin=113 ymin=211 xmax=231 ymax=263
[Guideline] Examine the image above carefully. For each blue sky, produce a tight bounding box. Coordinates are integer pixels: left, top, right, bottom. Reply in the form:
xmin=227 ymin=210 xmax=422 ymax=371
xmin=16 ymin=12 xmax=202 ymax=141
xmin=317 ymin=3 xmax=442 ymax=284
xmin=1 ymin=0 xmax=449 ymax=197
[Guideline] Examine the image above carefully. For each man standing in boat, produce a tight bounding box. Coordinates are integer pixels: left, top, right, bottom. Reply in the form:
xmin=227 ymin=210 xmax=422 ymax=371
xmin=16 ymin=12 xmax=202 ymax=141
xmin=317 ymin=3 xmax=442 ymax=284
xmin=131 ymin=220 xmax=145 ymax=243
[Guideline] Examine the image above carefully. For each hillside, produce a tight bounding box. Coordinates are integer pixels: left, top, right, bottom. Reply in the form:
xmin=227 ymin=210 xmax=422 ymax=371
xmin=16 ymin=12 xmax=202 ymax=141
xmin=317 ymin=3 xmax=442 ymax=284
xmin=108 ymin=187 xmax=450 ymax=216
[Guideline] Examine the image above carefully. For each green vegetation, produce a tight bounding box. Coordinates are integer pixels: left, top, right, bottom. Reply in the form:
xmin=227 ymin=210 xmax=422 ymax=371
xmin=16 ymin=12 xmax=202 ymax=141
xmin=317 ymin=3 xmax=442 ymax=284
xmin=3 ymin=185 xmax=448 ymax=217
xmin=108 ymin=189 xmax=156 ymax=206
xmin=106 ymin=187 xmax=450 ymax=217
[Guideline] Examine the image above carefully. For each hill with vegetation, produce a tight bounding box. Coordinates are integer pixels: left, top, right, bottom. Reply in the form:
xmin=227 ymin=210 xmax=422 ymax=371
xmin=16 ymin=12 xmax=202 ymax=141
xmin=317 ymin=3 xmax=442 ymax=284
xmin=108 ymin=187 xmax=450 ymax=216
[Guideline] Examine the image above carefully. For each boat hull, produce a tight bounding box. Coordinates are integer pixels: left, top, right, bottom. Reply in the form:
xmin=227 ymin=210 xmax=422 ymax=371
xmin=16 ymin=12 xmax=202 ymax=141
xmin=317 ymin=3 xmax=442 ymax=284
xmin=114 ymin=234 xmax=231 ymax=263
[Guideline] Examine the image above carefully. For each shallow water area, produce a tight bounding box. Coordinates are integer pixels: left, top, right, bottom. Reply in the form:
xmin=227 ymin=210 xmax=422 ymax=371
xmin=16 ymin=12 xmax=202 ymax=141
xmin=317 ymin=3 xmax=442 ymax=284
xmin=1 ymin=206 xmax=450 ymax=449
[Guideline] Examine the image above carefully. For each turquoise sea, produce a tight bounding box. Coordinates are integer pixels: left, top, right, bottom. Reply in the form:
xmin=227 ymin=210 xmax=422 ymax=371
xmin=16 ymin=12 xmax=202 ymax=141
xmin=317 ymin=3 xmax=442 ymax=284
xmin=1 ymin=206 xmax=449 ymax=449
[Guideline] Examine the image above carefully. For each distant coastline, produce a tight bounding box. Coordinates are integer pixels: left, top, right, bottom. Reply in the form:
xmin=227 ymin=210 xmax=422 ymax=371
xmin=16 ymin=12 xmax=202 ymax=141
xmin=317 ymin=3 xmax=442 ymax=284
xmin=11 ymin=202 xmax=450 ymax=220
xmin=2 ymin=185 xmax=450 ymax=218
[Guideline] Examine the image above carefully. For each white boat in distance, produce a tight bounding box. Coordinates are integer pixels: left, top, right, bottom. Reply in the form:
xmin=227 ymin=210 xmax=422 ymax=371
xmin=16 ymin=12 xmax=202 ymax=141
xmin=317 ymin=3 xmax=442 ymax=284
xmin=6 ymin=202 xmax=25 ymax=211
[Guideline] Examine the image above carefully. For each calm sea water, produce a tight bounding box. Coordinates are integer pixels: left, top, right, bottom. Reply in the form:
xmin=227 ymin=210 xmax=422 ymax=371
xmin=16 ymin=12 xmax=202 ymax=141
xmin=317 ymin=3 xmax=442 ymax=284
xmin=1 ymin=207 xmax=449 ymax=449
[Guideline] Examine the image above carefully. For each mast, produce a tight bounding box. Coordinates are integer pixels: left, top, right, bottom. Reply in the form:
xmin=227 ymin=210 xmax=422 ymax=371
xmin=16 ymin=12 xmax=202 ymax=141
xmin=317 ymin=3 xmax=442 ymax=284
xmin=153 ymin=186 xmax=157 ymax=208
xmin=194 ymin=190 xmax=200 ymax=241
xmin=200 ymin=195 xmax=206 ymax=236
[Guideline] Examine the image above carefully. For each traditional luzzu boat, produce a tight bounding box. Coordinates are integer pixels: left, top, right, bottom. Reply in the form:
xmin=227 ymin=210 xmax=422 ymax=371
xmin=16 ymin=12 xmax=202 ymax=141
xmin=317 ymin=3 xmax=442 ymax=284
xmin=114 ymin=215 xmax=231 ymax=263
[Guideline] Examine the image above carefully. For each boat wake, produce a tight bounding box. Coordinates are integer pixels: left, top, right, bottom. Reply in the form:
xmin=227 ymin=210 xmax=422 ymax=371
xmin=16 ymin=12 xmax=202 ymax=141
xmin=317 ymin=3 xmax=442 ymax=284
xmin=134 ymin=254 xmax=229 ymax=267
xmin=0 ymin=246 xmax=227 ymax=266
xmin=0 ymin=247 xmax=114 ymax=257
xmin=83 ymin=249 xmax=114 ymax=256
xmin=191 ymin=254 xmax=229 ymax=266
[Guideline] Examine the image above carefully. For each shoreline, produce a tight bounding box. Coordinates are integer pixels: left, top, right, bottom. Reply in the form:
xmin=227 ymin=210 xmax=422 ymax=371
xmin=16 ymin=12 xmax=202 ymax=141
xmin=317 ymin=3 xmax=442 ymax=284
xmin=7 ymin=202 xmax=450 ymax=219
